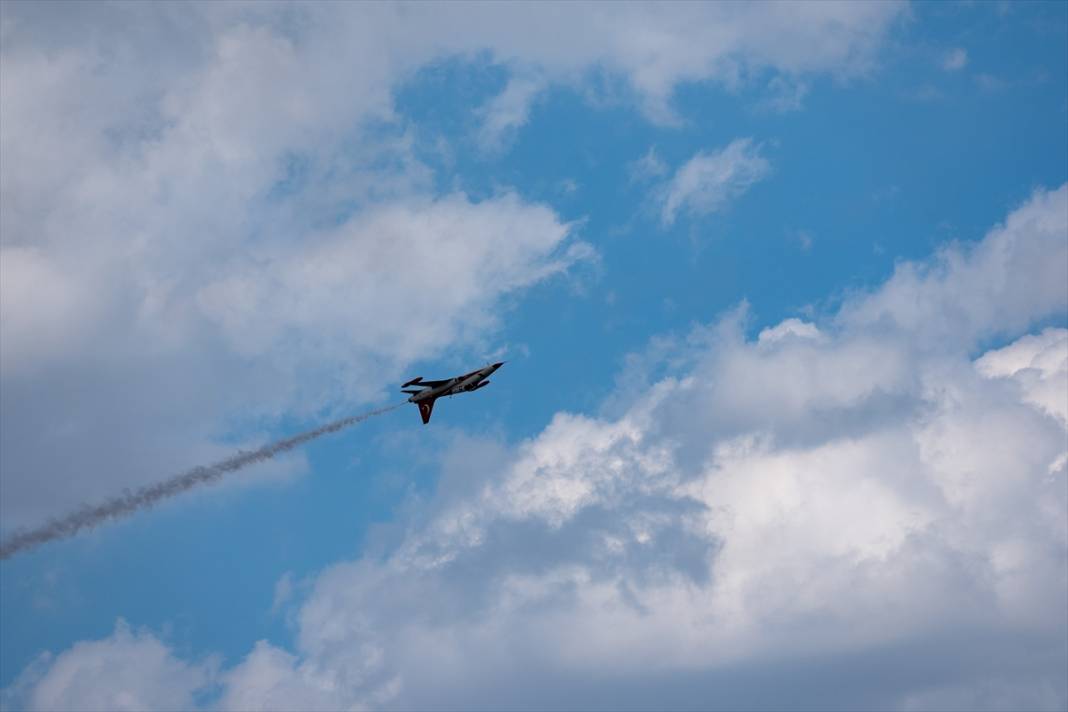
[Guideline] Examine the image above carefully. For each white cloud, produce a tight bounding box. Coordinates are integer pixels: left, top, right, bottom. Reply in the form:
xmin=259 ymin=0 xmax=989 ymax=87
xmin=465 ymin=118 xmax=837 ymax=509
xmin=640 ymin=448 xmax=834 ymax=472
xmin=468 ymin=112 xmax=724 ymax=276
xmin=756 ymin=317 xmax=822 ymax=344
xmin=476 ymin=75 xmax=546 ymax=152
xmin=838 ymin=185 xmax=1068 ymax=349
xmin=942 ymin=47 xmax=969 ymax=71
xmin=415 ymin=1 xmax=906 ymax=124
xmin=659 ymin=138 xmax=771 ymax=225
xmin=0 ymin=1 xmax=903 ymax=526
xmin=264 ymin=186 xmax=1064 ymax=708
xmin=10 ymin=185 xmax=1066 ymax=710
xmin=976 ymin=327 xmax=1068 ymax=425
xmin=250 ymin=184 xmax=1068 ymax=708
xmin=0 ymin=7 xmax=592 ymax=527
xmin=194 ymin=193 xmax=580 ymax=390
xmin=0 ymin=2 xmax=1058 ymax=706
xmin=215 ymin=640 xmax=379 ymax=712
xmin=0 ymin=186 xmax=586 ymax=527
xmin=1 ymin=621 xmax=215 ymax=712
xmin=0 ymin=0 xmax=908 ymax=526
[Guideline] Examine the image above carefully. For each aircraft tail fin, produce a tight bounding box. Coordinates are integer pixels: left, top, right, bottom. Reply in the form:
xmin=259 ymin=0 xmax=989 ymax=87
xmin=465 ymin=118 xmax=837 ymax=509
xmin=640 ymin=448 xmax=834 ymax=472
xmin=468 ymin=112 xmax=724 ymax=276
xmin=418 ymin=398 xmax=436 ymax=425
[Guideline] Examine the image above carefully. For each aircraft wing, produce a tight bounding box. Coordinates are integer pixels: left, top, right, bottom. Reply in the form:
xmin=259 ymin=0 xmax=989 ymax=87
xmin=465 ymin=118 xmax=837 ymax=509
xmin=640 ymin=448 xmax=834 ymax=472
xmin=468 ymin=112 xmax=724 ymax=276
xmin=414 ymin=378 xmax=450 ymax=388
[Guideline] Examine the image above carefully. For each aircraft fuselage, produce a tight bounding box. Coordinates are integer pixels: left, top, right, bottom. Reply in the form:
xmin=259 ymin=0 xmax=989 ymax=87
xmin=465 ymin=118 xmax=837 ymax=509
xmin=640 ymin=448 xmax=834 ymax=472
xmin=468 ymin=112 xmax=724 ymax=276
xmin=402 ymin=362 xmax=504 ymax=423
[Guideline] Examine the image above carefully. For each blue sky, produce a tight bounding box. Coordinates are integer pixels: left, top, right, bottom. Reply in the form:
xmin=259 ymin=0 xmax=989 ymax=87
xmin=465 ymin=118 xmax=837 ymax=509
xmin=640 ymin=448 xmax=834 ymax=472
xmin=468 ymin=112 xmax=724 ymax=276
xmin=1 ymin=2 xmax=1066 ymax=710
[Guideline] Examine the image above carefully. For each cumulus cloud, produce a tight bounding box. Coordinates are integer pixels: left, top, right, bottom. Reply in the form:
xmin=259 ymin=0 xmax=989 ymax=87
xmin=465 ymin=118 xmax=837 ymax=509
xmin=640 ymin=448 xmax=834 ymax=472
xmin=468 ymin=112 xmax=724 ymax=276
xmin=414 ymin=1 xmax=906 ymax=123
xmin=0 ymin=185 xmax=586 ymax=528
xmin=1 ymin=621 xmax=215 ymax=712
xmin=976 ymin=328 xmax=1068 ymax=426
xmin=0 ymin=5 xmax=587 ymax=527
xmin=9 ymin=184 xmax=1065 ymax=709
xmin=659 ymin=139 xmax=771 ymax=226
xmin=264 ymin=187 xmax=1067 ymax=709
xmin=0 ymin=1 xmax=905 ymax=527
xmin=756 ymin=317 xmax=822 ymax=344
xmin=838 ymin=184 xmax=1068 ymax=348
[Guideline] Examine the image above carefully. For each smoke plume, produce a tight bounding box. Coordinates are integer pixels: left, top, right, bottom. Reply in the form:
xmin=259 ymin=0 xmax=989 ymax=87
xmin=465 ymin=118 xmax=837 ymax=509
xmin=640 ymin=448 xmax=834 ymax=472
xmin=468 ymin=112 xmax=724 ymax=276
xmin=0 ymin=404 xmax=402 ymax=560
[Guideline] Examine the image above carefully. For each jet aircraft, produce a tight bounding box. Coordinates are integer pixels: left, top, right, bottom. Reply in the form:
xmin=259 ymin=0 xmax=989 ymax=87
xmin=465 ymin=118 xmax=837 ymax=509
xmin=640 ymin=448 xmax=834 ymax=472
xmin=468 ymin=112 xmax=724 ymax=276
xmin=402 ymin=362 xmax=504 ymax=424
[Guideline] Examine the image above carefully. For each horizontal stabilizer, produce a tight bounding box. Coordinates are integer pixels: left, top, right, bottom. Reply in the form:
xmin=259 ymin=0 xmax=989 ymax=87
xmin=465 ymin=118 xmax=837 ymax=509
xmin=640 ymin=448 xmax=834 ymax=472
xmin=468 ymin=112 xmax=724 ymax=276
xmin=402 ymin=376 xmax=423 ymax=388
xmin=402 ymin=389 xmax=422 ymax=395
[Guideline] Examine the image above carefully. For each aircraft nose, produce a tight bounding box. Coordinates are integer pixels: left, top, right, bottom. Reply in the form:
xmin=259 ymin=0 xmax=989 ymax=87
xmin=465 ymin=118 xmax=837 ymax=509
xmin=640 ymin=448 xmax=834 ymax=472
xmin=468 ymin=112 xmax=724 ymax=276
xmin=492 ymin=361 xmax=505 ymax=369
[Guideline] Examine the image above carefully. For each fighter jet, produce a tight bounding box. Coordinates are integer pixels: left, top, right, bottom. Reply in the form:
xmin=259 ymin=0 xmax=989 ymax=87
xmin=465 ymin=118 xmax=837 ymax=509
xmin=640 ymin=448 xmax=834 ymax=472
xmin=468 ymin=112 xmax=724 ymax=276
xmin=401 ymin=362 xmax=504 ymax=424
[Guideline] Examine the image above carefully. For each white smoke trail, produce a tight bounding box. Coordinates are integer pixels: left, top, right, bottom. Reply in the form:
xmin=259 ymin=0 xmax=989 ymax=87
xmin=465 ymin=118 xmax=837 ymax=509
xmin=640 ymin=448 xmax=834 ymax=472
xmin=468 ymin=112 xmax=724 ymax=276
xmin=0 ymin=404 xmax=402 ymax=560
